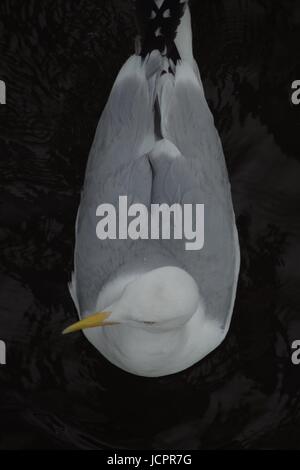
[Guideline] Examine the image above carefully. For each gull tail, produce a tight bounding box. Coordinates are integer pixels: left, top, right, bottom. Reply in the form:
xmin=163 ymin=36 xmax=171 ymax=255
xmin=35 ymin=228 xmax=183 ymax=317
xmin=135 ymin=0 xmax=193 ymax=65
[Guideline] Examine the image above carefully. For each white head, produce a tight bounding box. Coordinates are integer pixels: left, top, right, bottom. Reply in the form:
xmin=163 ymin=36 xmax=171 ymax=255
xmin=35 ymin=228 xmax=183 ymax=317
xmin=63 ymin=267 xmax=204 ymax=335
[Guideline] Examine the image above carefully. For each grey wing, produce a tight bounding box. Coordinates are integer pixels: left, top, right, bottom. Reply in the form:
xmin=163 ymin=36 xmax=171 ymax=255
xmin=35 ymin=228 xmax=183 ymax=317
xmin=71 ymin=55 xmax=159 ymax=314
xmin=151 ymin=62 xmax=240 ymax=328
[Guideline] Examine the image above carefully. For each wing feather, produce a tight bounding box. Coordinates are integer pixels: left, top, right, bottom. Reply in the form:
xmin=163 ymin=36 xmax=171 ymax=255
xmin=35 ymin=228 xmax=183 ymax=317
xmin=72 ymin=55 xmax=159 ymax=314
xmin=151 ymin=62 xmax=240 ymax=327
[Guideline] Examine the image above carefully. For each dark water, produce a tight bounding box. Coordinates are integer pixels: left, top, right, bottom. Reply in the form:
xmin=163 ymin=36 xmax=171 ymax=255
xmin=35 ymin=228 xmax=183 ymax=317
xmin=0 ymin=0 xmax=300 ymax=450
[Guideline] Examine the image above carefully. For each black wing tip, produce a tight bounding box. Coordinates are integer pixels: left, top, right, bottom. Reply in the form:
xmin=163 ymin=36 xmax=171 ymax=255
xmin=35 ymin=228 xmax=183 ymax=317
xmin=134 ymin=0 xmax=188 ymax=62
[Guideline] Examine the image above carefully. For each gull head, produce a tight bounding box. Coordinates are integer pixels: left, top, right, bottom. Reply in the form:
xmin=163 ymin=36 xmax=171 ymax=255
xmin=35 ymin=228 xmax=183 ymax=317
xmin=63 ymin=267 xmax=204 ymax=335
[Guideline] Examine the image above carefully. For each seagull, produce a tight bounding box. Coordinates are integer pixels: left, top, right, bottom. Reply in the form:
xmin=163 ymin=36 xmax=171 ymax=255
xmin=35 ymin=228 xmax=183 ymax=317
xmin=63 ymin=0 xmax=240 ymax=377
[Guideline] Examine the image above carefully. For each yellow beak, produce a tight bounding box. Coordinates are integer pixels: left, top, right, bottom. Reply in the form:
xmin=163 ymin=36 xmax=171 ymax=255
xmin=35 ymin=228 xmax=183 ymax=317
xmin=62 ymin=311 xmax=117 ymax=335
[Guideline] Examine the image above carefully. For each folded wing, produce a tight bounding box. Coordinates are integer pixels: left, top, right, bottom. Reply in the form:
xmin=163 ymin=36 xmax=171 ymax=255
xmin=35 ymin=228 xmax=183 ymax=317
xmin=149 ymin=62 xmax=240 ymax=329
